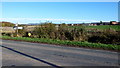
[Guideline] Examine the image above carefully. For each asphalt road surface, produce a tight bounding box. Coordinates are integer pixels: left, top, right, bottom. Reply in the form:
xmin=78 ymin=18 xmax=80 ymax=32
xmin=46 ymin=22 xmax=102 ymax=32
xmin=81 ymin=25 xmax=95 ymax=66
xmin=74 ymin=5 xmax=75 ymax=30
xmin=1 ymin=40 xmax=119 ymax=67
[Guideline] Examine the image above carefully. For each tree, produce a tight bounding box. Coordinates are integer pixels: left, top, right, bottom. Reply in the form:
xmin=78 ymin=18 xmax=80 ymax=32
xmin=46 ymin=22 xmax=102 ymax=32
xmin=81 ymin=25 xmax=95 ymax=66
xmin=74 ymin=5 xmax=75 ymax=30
xmin=100 ymin=21 xmax=103 ymax=24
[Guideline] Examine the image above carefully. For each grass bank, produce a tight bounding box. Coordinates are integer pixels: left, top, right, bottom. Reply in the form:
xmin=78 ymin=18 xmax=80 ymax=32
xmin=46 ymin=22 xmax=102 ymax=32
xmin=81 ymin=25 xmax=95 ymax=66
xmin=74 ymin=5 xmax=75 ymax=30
xmin=1 ymin=36 xmax=120 ymax=51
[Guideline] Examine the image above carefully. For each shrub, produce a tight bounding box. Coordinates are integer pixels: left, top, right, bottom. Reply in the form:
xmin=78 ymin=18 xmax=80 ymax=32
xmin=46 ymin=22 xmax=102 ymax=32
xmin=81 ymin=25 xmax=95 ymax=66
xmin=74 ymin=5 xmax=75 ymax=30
xmin=88 ymin=29 xmax=120 ymax=45
xmin=2 ymin=33 xmax=13 ymax=37
xmin=32 ymin=23 xmax=88 ymax=42
xmin=33 ymin=23 xmax=57 ymax=39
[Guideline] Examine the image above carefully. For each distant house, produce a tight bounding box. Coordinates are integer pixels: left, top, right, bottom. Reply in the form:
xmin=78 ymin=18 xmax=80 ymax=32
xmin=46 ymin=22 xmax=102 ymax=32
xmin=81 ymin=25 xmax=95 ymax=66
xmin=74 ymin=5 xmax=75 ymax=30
xmin=118 ymin=22 xmax=120 ymax=25
xmin=102 ymin=22 xmax=110 ymax=25
xmin=83 ymin=23 xmax=90 ymax=26
xmin=89 ymin=21 xmax=118 ymax=26
xmin=66 ymin=23 xmax=83 ymax=26
xmin=66 ymin=24 xmax=74 ymax=26
xmin=110 ymin=21 xmax=118 ymax=25
xmin=90 ymin=22 xmax=100 ymax=26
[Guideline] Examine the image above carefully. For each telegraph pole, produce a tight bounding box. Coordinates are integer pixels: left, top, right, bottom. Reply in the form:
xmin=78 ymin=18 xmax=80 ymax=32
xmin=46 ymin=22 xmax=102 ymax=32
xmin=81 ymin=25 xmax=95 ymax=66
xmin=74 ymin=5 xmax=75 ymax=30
xmin=13 ymin=23 xmax=23 ymax=37
xmin=16 ymin=23 xmax=18 ymax=37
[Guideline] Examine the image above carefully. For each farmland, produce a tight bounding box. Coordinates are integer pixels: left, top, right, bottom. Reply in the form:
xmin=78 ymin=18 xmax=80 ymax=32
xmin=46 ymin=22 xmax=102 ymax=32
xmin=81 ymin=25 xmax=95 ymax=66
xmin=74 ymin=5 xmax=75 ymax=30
xmin=69 ymin=25 xmax=120 ymax=31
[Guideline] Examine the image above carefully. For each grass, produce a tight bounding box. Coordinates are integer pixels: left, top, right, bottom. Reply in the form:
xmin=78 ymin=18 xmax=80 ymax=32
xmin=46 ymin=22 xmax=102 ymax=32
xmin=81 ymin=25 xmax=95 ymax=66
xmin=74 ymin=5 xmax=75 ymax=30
xmin=1 ymin=36 xmax=120 ymax=51
xmin=69 ymin=25 xmax=120 ymax=31
xmin=86 ymin=25 xmax=120 ymax=31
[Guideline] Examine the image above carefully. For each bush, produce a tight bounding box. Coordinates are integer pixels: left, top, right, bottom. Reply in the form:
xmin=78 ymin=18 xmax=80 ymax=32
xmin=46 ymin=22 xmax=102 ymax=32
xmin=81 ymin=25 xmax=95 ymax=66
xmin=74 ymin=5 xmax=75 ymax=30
xmin=33 ymin=23 xmax=57 ymax=39
xmin=32 ymin=23 xmax=119 ymax=45
xmin=88 ymin=29 xmax=120 ymax=45
xmin=32 ymin=23 xmax=87 ymax=41
xmin=72 ymin=27 xmax=87 ymax=41
xmin=2 ymin=33 xmax=13 ymax=37
xmin=16 ymin=28 xmax=27 ymax=37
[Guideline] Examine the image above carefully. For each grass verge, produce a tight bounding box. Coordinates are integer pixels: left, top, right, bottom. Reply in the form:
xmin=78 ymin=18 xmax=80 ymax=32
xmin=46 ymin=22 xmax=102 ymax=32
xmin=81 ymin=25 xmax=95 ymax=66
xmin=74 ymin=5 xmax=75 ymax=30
xmin=1 ymin=36 xmax=120 ymax=51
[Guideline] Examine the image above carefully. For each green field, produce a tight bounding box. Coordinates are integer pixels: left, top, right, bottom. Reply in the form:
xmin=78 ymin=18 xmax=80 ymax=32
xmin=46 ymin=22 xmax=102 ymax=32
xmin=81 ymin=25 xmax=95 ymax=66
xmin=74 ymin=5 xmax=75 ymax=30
xmin=1 ymin=36 xmax=120 ymax=51
xmin=69 ymin=25 xmax=120 ymax=31
xmin=86 ymin=25 xmax=120 ymax=30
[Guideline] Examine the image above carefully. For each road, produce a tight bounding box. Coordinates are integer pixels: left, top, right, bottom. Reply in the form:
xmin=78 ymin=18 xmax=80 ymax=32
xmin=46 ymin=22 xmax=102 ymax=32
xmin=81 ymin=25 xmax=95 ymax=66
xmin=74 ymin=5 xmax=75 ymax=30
xmin=1 ymin=40 xmax=119 ymax=67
